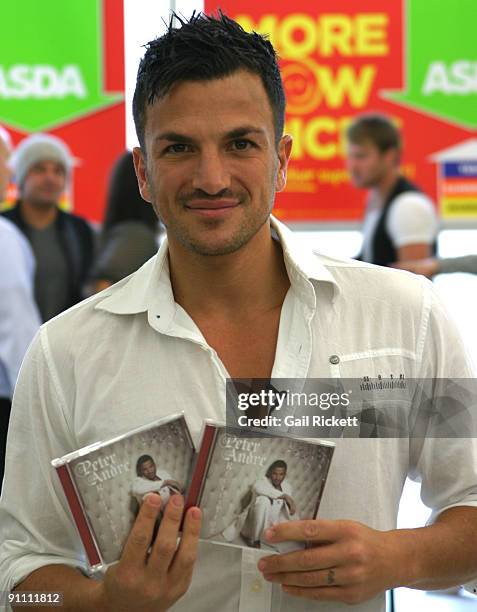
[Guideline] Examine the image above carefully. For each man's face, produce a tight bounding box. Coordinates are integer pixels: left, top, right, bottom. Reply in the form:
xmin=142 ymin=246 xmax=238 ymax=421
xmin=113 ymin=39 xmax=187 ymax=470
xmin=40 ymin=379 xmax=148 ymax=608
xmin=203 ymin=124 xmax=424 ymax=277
xmin=139 ymin=459 xmax=157 ymax=480
xmin=133 ymin=70 xmax=292 ymax=257
xmin=270 ymin=467 xmax=286 ymax=487
xmin=0 ymin=137 xmax=10 ymax=201
xmin=346 ymin=140 xmax=395 ymax=189
xmin=21 ymin=160 xmax=66 ymax=208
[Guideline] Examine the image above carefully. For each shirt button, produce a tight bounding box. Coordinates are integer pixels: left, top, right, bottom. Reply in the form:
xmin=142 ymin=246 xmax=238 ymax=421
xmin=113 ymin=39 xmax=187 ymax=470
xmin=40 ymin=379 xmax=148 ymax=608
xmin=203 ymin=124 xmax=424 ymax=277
xmin=251 ymin=578 xmax=263 ymax=593
xmin=329 ymin=355 xmax=340 ymax=365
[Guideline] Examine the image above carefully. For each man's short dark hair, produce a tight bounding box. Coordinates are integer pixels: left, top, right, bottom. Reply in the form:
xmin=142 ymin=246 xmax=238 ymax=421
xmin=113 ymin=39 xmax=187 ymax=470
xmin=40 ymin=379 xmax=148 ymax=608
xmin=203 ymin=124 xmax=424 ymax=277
xmin=266 ymin=460 xmax=287 ymax=478
xmin=136 ymin=454 xmax=155 ymax=476
xmin=133 ymin=11 xmax=285 ymax=150
xmin=346 ymin=114 xmax=401 ymax=153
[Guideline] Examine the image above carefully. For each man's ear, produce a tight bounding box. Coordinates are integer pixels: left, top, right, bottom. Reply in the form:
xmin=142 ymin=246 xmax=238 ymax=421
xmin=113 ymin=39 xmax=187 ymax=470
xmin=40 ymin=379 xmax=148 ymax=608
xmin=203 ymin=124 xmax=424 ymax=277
xmin=385 ymin=146 xmax=400 ymax=169
xmin=132 ymin=147 xmax=152 ymax=203
xmin=276 ymin=135 xmax=293 ymax=193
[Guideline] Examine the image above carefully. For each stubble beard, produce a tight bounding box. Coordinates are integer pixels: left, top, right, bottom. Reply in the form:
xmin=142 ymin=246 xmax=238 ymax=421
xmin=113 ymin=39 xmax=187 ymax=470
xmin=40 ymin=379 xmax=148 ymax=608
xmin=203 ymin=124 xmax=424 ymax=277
xmin=147 ymin=157 xmax=280 ymax=256
xmin=154 ymin=193 xmax=276 ymax=257
xmin=354 ymin=172 xmax=384 ymax=190
xmin=23 ymin=186 xmax=62 ymax=210
xmin=29 ymin=198 xmax=59 ymax=210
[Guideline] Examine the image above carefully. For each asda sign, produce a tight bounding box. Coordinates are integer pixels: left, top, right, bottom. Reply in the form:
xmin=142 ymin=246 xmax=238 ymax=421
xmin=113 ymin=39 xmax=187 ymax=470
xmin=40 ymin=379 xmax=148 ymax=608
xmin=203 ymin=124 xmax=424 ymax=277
xmin=0 ymin=0 xmax=126 ymax=227
xmin=386 ymin=0 xmax=477 ymax=129
xmin=0 ymin=0 xmax=121 ymax=131
xmin=422 ymin=61 xmax=477 ymax=95
xmin=0 ymin=65 xmax=87 ymax=99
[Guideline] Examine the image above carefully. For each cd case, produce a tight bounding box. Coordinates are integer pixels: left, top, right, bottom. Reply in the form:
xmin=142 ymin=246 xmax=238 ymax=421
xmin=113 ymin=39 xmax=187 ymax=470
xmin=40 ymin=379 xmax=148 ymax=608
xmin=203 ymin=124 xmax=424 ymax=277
xmin=187 ymin=423 xmax=335 ymax=553
xmin=52 ymin=413 xmax=194 ymax=572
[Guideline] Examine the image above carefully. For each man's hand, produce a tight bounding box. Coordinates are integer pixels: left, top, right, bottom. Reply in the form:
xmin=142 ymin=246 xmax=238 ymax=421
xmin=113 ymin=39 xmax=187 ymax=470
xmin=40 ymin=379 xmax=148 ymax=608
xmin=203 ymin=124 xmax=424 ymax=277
xmin=279 ymin=494 xmax=296 ymax=516
xmin=257 ymin=519 xmax=407 ymax=605
xmin=391 ymin=258 xmax=439 ymax=277
xmin=100 ymin=493 xmax=201 ymax=612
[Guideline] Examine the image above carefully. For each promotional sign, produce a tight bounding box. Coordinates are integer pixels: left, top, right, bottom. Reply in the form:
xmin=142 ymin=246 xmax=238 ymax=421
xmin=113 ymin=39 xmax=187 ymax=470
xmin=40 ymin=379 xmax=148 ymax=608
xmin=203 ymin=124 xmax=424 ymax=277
xmin=205 ymin=0 xmax=477 ymax=225
xmin=431 ymin=140 xmax=477 ymax=220
xmin=0 ymin=0 xmax=125 ymax=223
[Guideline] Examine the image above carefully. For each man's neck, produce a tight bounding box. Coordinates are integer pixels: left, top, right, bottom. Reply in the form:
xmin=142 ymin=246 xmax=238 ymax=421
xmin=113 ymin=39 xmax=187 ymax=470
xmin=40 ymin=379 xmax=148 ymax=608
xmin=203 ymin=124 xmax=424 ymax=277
xmin=371 ymin=169 xmax=401 ymax=204
xmin=19 ymin=199 xmax=58 ymax=230
xmin=168 ymin=222 xmax=290 ymax=322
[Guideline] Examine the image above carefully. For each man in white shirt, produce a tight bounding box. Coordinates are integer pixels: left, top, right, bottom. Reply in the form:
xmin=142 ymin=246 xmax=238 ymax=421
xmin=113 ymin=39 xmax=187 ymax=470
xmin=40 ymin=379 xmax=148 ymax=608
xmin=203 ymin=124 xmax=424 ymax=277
xmin=242 ymin=461 xmax=296 ymax=550
xmin=0 ymin=125 xmax=41 ymax=491
xmin=1 ymin=13 xmax=476 ymax=612
xmin=131 ymin=455 xmax=182 ymax=508
xmin=345 ymin=114 xmax=438 ymax=267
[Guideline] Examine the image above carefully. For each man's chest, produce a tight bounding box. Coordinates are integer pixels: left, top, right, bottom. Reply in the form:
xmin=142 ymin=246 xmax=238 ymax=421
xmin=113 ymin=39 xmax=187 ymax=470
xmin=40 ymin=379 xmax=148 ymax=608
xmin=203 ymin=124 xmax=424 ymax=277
xmin=71 ymin=297 xmax=424 ymax=451
xmin=196 ymin=311 xmax=282 ymax=379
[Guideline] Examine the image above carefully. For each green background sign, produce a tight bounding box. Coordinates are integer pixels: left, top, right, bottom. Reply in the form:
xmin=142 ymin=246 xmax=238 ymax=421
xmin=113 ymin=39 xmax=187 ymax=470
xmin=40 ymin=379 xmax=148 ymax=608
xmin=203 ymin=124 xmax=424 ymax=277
xmin=386 ymin=0 xmax=477 ymax=129
xmin=0 ymin=0 xmax=121 ymax=131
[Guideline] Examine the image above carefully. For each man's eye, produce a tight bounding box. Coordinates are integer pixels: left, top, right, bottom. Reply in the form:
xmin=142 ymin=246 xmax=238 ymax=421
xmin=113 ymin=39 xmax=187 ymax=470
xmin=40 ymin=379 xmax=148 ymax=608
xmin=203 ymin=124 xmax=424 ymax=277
xmin=231 ymin=139 xmax=254 ymax=151
xmin=164 ymin=143 xmax=191 ymax=154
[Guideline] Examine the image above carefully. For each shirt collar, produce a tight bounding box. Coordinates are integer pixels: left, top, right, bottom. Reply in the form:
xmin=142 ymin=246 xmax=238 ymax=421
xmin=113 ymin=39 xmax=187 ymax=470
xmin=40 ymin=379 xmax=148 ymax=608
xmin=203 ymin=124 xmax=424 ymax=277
xmin=270 ymin=216 xmax=339 ymax=306
xmin=95 ymin=215 xmax=339 ymax=323
xmin=95 ymin=238 xmax=178 ymax=333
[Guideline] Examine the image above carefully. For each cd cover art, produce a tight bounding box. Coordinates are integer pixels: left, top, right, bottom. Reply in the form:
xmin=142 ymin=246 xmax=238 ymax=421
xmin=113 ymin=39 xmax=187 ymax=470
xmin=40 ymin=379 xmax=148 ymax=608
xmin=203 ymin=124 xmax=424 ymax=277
xmin=188 ymin=424 xmax=335 ymax=553
xmin=52 ymin=413 xmax=194 ymax=571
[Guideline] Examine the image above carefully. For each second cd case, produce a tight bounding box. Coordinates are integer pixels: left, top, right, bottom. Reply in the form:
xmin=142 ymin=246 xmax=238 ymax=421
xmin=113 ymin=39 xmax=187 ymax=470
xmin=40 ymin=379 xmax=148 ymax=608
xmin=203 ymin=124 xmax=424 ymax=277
xmin=187 ymin=423 xmax=335 ymax=553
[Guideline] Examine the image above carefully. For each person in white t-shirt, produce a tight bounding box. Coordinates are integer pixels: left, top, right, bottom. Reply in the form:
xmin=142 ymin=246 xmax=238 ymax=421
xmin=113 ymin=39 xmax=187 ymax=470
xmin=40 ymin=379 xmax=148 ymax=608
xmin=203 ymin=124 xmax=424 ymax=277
xmin=346 ymin=114 xmax=438 ymax=267
xmin=242 ymin=460 xmax=296 ymax=549
xmin=131 ymin=454 xmax=183 ymax=509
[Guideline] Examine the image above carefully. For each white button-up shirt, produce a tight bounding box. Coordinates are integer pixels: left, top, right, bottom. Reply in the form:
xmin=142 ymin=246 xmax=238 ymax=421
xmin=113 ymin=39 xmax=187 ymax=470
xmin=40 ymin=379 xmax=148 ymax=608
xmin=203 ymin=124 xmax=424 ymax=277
xmin=1 ymin=217 xmax=476 ymax=612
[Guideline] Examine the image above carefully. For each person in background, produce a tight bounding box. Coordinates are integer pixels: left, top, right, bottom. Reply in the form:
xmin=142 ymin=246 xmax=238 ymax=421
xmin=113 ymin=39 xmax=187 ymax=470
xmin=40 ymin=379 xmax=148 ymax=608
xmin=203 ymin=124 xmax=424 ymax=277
xmin=1 ymin=133 xmax=94 ymax=321
xmin=393 ymin=255 xmax=477 ymax=277
xmin=0 ymin=126 xmax=12 ymax=206
xmin=0 ymin=125 xmax=41 ymax=491
xmin=89 ymin=151 xmax=160 ymax=294
xmin=346 ymin=114 xmax=438 ymax=267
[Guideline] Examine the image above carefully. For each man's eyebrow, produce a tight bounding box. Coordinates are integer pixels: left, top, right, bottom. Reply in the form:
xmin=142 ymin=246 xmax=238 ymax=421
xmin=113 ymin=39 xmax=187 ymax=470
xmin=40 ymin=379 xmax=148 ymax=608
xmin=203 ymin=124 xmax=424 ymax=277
xmin=154 ymin=132 xmax=193 ymax=144
xmin=225 ymin=126 xmax=266 ymax=139
xmin=154 ymin=126 xmax=266 ymax=144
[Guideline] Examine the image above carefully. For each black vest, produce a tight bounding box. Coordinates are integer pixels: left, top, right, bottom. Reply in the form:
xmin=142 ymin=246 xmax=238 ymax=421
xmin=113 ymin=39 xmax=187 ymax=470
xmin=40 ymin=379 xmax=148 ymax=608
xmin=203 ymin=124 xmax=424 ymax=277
xmin=368 ymin=176 xmax=437 ymax=267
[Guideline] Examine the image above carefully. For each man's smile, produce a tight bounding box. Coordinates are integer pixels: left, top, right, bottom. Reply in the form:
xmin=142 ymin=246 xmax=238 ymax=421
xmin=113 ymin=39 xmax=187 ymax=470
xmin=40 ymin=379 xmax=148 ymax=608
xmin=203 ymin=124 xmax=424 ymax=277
xmin=184 ymin=198 xmax=240 ymax=217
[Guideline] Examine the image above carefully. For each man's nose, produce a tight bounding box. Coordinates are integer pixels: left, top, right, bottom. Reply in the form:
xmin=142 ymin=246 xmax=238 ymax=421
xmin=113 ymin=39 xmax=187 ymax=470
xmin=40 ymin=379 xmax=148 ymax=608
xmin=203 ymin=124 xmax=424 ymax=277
xmin=45 ymin=170 xmax=61 ymax=182
xmin=192 ymin=151 xmax=231 ymax=194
